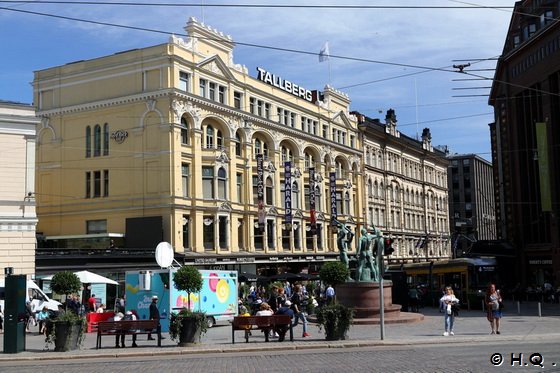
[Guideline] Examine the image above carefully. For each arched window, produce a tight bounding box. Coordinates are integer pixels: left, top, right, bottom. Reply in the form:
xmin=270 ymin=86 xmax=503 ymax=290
xmin=180 ymin=117 xmax=189 ymax=145
xmin=235 ymin=132 xmax=241 ymax=156
xmin=335 ymin=160 xmax=344 ymax=179
xmin=103 ymin=123 xmax=109 ymax=156
xmin=255 ymin=138 xmax=262 ymax=156
xmin=292 ymin=181 xmax=300 ymax=209
xmin=216 ymin=129 xmax=223 ymax=150
xmin=305 ymin=152 xmax=314 ymax=169
xmin=314 ymin=185 xmax=322 ymax=211
xmin=368 ymin=179 xmax=373 ymax=197
xmin=217 ymin=167 xmax=227 ymax=199
xmin=206 ymin=126 xmax=214 ymax=149
xmin=344 ymin=191 xmax=351 ymax=215
xmin=254 ymin=137 xmax=269 ymax=159
xmin=94 ymin=124 xmax=101 ymax=157
xmin=379 ymin=182 xmax=384 ymax=199
xmin=85 ymin=126 xmax=91 ymax=158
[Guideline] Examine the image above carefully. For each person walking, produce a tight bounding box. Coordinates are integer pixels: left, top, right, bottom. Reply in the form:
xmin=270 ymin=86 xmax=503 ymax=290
xmin=486 ymin=283 xmax=503 ymax=334
xmin=291 ymin=284 xmax=310 ymax=338
xmin=440 ymin=286 xmax=459 ymax=336
xmin=148 ymin=295 xmax=164 ymax=340
xmin=325 ymin=285 xmax=335 ymax=305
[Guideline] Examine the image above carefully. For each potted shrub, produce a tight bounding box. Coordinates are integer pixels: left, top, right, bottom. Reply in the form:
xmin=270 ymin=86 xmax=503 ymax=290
xmin=47 ymin=271 xmax=86 ymax=351
xmin=170 ymin=265 xmax=206 ymax=346
xmin=316 ymin=262 xmax=354 ymax=340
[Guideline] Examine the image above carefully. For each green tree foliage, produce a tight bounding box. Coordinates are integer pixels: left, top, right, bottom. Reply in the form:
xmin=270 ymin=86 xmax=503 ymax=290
xmin=319 ymin=261 xmax=350 ymax=287
xmin=173 ymin=265 xmax=203 ymax=300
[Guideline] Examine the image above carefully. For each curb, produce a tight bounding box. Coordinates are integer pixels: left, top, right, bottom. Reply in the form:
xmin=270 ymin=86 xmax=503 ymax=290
xmin=2 ymin=333 xmax=560 ymax=362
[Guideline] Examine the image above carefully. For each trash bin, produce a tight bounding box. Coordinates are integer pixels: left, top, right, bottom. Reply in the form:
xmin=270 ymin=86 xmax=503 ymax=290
xmin=3 ymin=274 xmax=26 ymax=353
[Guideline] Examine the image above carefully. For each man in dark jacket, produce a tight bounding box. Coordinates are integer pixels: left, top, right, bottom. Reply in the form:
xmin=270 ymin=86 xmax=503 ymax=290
xmin=274 ymin=300 xmax=295 ymax=342
xmin=148 ymin=295 xmax=160 ymax=340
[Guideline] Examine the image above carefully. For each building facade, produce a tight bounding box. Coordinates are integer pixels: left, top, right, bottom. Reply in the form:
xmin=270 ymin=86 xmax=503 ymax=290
xmin=489 ymin=0 xmax=560 ymax=287
xmin=33 ymin=18 xmax=364 ymax=276
xmin=447 ymin=154 xmax=496 ymax=257
xmin=0 ymin=100 xmax=39 ymax=278
xmin=357 ymin=111 xmax=451 ymax=263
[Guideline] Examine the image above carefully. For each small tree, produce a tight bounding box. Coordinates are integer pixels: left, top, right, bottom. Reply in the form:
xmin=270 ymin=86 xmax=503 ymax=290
xmin=173 ymin=266 xmax=203 ymax=308
xmin=317 ymin=262 xmax=354 ymax=340
xmin=50 ymin=271 xmax=81 ymax=310
xmin=319 ymin=261 xmax=350 ymax=291
xmin=170 ymin=266 xmax=206 ymax=343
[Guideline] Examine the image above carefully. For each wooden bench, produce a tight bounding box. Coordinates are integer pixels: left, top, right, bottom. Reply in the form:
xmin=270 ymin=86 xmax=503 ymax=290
xmin=96 ymin=320 xmax=161 ymax=349
xmin=231 ymin=315 xmax=293 ymax=343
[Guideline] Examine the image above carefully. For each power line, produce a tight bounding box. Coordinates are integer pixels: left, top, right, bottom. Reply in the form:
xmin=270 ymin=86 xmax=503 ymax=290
xmin=0 ymin=1 xmax=515 ymax=9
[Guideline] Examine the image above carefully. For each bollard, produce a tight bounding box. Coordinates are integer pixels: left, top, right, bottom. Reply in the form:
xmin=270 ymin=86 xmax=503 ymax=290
xmin=538 ymin=302 xmax=542 ymax=317
xmin=482 ymin=299 xmax=485 ymax=312
xmin=517 ymin=301 xmax=520 ymax=315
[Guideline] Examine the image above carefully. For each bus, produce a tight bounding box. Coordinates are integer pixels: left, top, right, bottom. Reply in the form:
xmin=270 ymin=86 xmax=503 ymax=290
xmin=387 ymin=257 xmax=498 ymax=310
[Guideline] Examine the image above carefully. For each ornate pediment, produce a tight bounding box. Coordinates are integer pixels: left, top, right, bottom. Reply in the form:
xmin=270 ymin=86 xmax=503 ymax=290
xmin=267 ymin=207 xmax=279 ymax=216
xmin=216 ymin=150 xmax=229 ymax=164
xmin=197 ymin=56 xmax=236 ymax=81
xmin=219 ymin=201 xmax=232 ymax=211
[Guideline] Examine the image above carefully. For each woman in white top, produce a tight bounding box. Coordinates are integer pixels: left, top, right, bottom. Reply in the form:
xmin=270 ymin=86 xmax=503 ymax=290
xmin=440 ymin=286 xmax=459 ymax=336
xmin=255 ymin=302 xmax=274 ymax=316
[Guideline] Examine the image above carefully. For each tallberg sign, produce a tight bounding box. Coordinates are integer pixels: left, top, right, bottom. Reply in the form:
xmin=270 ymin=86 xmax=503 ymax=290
xmin=256 ymin=67 xmax=313 ymax=102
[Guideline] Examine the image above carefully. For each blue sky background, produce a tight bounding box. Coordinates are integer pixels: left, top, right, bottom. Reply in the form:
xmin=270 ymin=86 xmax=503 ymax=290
xmin=0 ymin=1 xmax=515 ymax=160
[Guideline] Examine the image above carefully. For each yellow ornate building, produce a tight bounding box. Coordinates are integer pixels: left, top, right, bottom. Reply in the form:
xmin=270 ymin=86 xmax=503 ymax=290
xmin=357 ymin=111 xmax=451 ymax=263
xmin=33 ymin=18 xmax=364 ymax=273
xmin=0 ymin=100 xmax=39 ymax=277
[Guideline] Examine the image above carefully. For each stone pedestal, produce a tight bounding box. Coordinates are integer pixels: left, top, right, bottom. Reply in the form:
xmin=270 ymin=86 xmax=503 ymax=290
xmin=335 ymin=281 xmax=424 ymax=324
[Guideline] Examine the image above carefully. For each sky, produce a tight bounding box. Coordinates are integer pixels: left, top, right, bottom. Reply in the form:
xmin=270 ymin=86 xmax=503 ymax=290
xmin=0 ymin=0 xmax=516 ymax=160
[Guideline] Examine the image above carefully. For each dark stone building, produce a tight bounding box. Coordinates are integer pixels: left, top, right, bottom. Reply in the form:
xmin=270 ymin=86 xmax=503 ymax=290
xmin=489 ymin=0 xmax=560 ymax=288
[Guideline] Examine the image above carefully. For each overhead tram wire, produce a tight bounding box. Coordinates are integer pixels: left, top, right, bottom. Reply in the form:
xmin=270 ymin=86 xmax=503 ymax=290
xmin=0 ymin=6 xmax=459 ymax=75
xmin=0 ymin=1 xmax=515 ymax=9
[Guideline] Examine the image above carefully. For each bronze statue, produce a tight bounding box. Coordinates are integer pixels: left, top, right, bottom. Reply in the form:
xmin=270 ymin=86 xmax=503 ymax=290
xmin=355 ymin=226 xmax=381 ymax=282
xmin=335 ymin=221 xmax=355 ymax=269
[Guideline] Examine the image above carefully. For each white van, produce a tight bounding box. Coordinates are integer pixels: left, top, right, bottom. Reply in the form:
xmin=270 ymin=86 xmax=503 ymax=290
xmin=0 ymin=278 xmax=61 ymax=313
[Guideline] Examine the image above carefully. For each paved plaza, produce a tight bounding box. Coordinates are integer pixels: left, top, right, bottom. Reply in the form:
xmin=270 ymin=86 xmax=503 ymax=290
xmin=1 ymin=300 xmax=559 ymax=362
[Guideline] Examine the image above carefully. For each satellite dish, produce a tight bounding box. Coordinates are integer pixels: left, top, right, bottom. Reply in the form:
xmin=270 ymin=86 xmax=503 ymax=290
xmin=155 ymin=241 xmax=174 ymax=268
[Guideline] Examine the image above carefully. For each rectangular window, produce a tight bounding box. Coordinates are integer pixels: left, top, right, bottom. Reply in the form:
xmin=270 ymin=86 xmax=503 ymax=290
xmin=85 ymin=171 xmax=91 ymax=198
xmin=277 ymin=108 xmax=283 ymax=123
xmin=234 ymin=91 xmax=242 ymax=109
xmin=237 ymin=173 xmax=243 ymax=203
xmin=182 ymin=163 xmax=190 ymax=197
xmin=257 ymin=100 xmax=263 ymax=116
xmin=219 ymin=216 xmax=228 ymax=250
xmin=203 ymin=216 xmax=214 ymax=250
xmin=94 ymin=171 xmax=101 ymax=198
xmin=218 ymin=86 xmax=226 ymax=104
xmin=209 ymin=82 xmax=216 ymax=101
xmin=264 ymin=103 xmax=271 ymax=119
xmin=281 ymin=222 xmax=290 ymax=251
xmin=103 ymin=170 xmax=109 ymax=197
xmin=179 ymin=71 xmax=190 ymax=92
xmin=350 ymin=135 xmax=355 ymax=148
xmin=249 ymin=97 xmax=256 ymax=114
xmin=199 ymin=78 xmax=207 ymax=98
xmin=323 ymin=125 xmax=328 ymax=139
xmin=86 ymin=219 xmax=107 ymax=234
xmin=290 ymin=113 xmax=296 ymax=127
xmin=267 ymin=219 xmax=275 ymax=249
xmin=202 ymin=166 xmax=214 ymax=199
xmin=182 ymin=214 xmax=190 ymax=251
